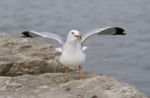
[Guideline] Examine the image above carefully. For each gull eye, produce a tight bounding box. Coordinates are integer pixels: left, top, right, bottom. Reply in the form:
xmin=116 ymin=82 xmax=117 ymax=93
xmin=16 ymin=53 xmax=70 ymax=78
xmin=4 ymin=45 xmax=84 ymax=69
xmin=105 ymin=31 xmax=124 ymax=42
xmin=71 ymin=32 xmax=74 ymax=34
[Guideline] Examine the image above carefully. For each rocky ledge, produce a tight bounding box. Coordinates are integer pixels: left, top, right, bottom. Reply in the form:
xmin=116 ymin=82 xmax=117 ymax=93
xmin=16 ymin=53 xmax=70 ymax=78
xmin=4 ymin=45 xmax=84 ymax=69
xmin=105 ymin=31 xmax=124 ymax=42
xmin=0 ymin=33 xmax=148 ymax=98
xmin=0 ymin=33 xmax=66 ymax=76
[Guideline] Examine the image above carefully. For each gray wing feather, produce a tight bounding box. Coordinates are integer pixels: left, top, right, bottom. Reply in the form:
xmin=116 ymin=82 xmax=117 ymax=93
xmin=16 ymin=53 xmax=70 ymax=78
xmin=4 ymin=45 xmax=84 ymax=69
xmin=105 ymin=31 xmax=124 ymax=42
xmin=81 ymin=27 xmax=126 ymax=43
xmin=22 ymin=31 xmax=64 ymax=45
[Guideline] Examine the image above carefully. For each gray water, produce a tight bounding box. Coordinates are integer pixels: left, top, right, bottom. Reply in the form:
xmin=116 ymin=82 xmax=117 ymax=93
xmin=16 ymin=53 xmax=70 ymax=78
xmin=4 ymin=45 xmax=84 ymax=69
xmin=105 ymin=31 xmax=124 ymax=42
xmin=0 ymin=0 xmax=150 ymax=96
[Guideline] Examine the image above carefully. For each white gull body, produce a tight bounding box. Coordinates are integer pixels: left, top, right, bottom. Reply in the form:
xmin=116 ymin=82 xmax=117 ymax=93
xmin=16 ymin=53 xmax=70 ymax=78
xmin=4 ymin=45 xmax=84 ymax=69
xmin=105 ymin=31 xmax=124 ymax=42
xmin=60 ymin=36 xmax=86 ymax=67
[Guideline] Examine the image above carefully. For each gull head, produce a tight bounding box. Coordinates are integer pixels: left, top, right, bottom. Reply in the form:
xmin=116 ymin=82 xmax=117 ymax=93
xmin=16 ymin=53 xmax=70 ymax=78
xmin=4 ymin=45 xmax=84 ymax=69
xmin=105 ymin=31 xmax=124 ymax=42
xmin=67 ymin=30 xmax=81 ymax=42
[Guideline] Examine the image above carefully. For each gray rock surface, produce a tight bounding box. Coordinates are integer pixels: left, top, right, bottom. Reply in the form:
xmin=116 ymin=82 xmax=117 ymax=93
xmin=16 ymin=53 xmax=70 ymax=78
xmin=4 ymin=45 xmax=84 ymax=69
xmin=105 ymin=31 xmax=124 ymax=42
xmin=0 ymin=33 xmax=66 ymax=76
xmin=0 ymin=33 xmax=148 ymax=98
xmin=0 ymin=73 xmax=147 ymax=98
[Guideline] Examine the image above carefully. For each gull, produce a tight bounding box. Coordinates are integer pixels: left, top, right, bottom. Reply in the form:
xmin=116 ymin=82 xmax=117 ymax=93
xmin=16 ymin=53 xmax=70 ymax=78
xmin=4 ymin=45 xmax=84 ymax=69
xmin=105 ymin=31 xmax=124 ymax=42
xmin=21 ymin=27 xmax=126 ymax=81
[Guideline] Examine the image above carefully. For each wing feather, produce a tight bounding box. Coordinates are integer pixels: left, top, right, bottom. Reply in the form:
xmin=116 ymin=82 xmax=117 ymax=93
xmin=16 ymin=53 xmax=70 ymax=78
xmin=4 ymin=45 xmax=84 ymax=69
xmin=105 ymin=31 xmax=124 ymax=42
xmin=22 ymin=31 xmax=64 ymax=45
xmin=81 ymin=27 xmax=126 ymax=43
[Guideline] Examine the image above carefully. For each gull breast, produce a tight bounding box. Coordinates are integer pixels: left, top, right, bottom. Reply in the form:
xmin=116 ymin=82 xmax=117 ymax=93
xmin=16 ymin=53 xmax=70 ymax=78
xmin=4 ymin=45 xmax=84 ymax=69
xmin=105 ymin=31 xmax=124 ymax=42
xmin=59 ymin=51 xmax=86 ymax=67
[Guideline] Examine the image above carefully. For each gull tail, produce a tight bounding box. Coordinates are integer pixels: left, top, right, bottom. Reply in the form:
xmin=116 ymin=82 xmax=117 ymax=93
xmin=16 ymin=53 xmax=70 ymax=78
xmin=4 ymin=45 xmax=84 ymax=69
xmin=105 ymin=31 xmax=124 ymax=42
xmin=55 ymin=47 xmax=63 ymax=53
xmin=82 ymin=46 xmax=87 ymax=51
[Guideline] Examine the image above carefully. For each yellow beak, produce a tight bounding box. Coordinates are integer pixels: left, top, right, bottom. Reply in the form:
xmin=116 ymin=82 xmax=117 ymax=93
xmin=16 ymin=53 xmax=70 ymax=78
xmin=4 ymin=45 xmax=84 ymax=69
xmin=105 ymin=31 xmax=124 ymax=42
xmin=75 ymin=35 xmax=81 ymax=39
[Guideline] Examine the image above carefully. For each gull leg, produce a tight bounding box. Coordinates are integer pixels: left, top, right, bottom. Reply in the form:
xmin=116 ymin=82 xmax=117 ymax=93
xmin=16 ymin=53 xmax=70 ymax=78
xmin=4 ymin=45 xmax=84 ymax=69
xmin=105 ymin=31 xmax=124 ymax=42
xmin=64 ymin=66 xmax=71 ymax=82
xmin=78 ymin=65 xmax=84 ymax=80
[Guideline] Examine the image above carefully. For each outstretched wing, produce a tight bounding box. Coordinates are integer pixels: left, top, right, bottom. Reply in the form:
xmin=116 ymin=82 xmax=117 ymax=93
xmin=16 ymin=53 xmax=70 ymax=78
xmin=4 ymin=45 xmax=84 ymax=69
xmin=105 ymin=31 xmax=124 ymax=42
xmin=81 ymin=27 xmax=126 ymax=43
xmin=22 ymin=31 xmax=65 ymax=45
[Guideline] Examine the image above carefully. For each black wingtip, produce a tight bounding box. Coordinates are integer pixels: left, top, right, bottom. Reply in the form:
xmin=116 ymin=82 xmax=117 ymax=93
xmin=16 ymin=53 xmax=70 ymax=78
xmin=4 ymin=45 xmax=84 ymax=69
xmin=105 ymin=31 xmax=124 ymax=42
xmin=21 ymin=31 xmax=33 ymax=38
xmin=113 ymin=27 xmax=126 ymax=35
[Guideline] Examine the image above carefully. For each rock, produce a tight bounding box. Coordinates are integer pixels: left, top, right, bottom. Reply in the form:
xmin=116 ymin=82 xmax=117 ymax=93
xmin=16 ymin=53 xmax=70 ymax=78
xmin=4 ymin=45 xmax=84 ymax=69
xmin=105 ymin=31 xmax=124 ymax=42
xmin=0 ymin=33 xmax=66 ymax=76
xmin=0 ymin=73 xmax=147 ymax=98
xmin=0 ymin=33 xmax=148 ymax=98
